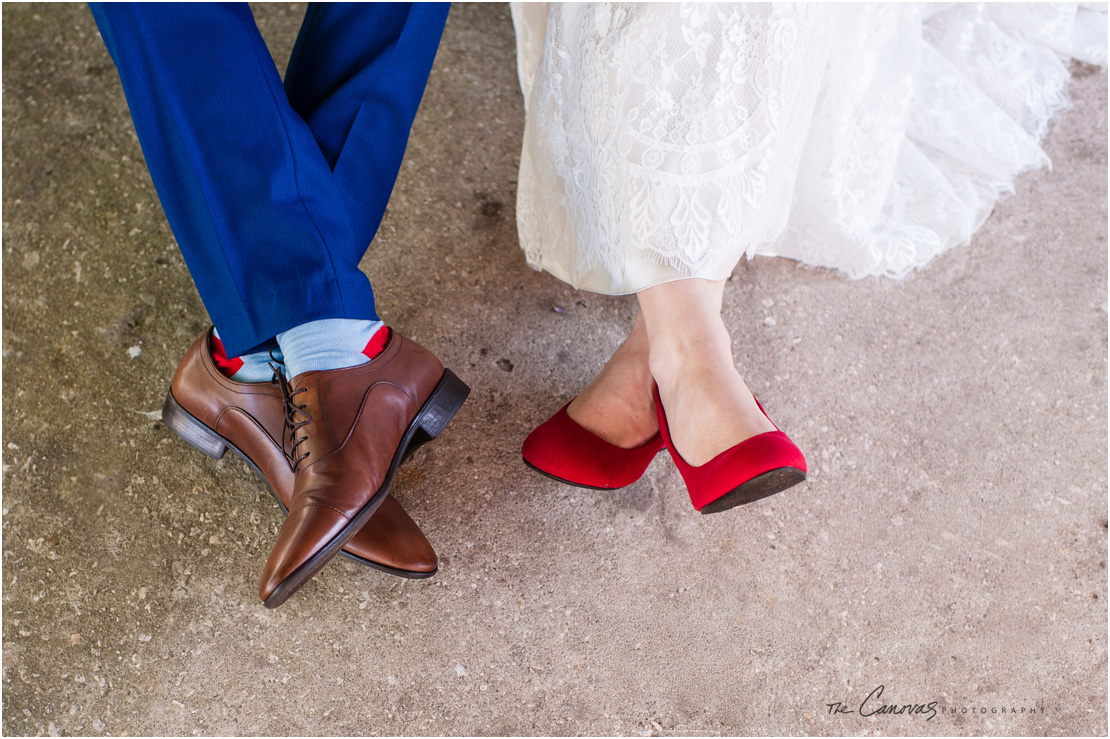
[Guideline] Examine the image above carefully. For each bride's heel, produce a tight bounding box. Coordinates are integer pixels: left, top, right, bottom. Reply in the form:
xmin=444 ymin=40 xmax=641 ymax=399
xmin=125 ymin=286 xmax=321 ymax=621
xmin=653 ymin=386 xmax=806 ymax=513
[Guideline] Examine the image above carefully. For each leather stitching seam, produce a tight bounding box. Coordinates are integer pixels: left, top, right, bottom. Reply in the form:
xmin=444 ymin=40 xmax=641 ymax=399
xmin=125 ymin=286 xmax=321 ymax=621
xmin=288 ymin=502 xmax=351 ymax=520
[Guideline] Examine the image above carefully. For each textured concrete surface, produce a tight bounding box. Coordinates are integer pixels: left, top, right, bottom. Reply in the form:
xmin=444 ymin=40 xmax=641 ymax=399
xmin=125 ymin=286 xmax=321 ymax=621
xmin=2 ymin=3 xmax=1106 ymax=736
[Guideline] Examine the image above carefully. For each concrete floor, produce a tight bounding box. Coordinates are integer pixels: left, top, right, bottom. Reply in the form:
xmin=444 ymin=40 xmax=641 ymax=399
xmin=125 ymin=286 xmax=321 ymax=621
xmin=2 ymin=3 xmax=1107 ymax=736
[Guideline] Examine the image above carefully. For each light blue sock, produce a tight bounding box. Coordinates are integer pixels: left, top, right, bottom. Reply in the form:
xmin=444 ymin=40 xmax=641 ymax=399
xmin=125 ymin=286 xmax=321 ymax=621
xmin=211 ymin=327 xmax=280 ymax=384
xmin=276 ymin=318 xmax=388 ymax=380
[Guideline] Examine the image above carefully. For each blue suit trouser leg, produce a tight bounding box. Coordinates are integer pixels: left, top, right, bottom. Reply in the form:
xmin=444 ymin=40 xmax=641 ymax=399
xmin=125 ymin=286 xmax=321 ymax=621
xmin=89 ymin=2 xmax=449 ymax=357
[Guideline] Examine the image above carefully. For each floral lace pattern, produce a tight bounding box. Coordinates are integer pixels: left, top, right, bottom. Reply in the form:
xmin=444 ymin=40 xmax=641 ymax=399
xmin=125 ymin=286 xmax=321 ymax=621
xmin=512 ymin=3 xmax=1107 ymax=291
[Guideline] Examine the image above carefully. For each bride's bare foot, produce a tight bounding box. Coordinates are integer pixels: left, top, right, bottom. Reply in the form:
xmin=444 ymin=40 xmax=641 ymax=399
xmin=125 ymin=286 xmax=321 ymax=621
xmin=650 ymin=338 xmax=775 ymax=466
xmin=638 ymin=279 xmax=776 ymax=467
xmin=565 ymin=312 xmax=659 ymax=449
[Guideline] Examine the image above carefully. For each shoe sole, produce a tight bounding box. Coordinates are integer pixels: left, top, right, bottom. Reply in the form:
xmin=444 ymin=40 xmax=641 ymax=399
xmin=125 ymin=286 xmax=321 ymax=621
xmin=160 ymin=373 xmax=467 ymax=581
xmin=258 ymin=369 xmax=470 ymax=608
xmin=521 ymin=457 xmax=635 ymax=491
xmin=699 ymin=467 xmax=807 ymax=515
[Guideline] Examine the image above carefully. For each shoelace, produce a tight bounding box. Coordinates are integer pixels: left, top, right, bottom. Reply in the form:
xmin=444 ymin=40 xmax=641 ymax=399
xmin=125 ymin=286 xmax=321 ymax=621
xmin=268 ymin=347 xmax=312 ymax=473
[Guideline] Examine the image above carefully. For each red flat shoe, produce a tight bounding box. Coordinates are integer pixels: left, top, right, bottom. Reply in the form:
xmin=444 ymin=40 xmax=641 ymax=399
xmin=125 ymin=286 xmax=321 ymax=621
xmin=521 ymin=401 xmax=663 ymax=490
xmin=654 ymin=386 xmax=806 ymax=513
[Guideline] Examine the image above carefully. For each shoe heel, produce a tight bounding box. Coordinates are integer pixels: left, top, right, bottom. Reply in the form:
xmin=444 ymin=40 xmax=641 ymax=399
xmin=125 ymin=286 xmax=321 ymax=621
xmin=416 ymin=369 xmax=470 ymax=439
xmin=161 ymin=391 xmax=228 ymax=460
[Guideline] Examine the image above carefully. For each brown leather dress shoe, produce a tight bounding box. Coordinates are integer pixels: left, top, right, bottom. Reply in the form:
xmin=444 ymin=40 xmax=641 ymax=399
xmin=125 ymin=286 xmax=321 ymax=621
xmin=258 ymin=331 xmax=468 ymax=608
xmin=161 ymin=330 xmax=439 ymax=579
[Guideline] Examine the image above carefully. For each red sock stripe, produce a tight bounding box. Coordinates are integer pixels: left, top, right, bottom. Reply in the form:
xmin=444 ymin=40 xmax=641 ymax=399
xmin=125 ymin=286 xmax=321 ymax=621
xmin=210 ymin=333 xmax=245 ymax=378
xmin=362 ymin=326 xmax=390 ymax=360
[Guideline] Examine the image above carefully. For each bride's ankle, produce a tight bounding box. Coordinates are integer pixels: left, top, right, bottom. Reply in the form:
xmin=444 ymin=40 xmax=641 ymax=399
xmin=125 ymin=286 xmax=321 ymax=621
xmin=647 ymin=324 xmax=733 ymax=390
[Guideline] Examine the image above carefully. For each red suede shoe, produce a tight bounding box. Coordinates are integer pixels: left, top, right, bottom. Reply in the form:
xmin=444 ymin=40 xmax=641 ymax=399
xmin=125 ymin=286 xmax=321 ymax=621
xmin=521 ymin=401 xmax=663 ymax=490
xmin=654 ymin=386 xmax=806 ymax=513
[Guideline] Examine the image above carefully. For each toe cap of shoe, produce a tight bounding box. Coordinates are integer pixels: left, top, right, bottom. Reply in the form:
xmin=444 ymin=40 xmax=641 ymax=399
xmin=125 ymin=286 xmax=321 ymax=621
xmin=345 ymin=495 xmax=438 ymax=574
xmin=259 ymin=504 xmax=349 ymax=604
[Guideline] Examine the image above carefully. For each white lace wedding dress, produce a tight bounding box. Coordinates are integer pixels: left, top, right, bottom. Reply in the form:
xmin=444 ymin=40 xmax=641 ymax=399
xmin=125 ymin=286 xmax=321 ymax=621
xmin=511 ymin=3 xmax=1107 ymax=293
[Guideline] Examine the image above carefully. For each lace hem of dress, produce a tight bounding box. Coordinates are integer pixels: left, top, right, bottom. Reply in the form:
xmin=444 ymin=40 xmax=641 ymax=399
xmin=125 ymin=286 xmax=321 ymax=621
xmin=513 ymin=2 xmax=1108 ymax=292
